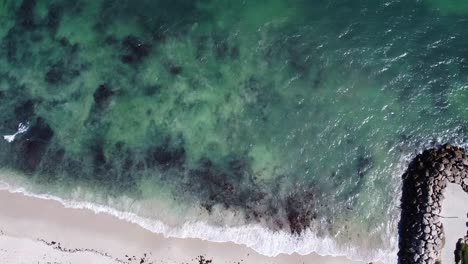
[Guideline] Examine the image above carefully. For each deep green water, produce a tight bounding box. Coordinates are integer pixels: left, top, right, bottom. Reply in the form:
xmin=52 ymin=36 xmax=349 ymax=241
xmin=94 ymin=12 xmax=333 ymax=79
xmin=0 ymin=0 xmax=467 ymax=262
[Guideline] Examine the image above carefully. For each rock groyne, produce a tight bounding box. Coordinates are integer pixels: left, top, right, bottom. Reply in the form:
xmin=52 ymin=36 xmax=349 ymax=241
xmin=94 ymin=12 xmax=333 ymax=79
xmin=398 ymin=144 xmax=468 ymax=264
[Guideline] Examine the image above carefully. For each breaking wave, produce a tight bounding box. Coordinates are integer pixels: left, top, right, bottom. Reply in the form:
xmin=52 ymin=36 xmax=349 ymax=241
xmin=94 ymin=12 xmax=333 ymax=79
xmin=0 ymin=180 xmax=397 ymax=264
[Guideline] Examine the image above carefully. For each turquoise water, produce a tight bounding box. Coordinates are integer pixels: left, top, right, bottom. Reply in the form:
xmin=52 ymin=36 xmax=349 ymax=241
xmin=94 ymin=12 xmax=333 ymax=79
xmin=0 ymin=0 xmax=467 ymax=262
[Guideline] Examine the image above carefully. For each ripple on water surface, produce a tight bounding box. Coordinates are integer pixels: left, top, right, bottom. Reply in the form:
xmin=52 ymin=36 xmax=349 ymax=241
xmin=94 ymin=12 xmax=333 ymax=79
xmin=0 ymin=0 xmax=468 ymax=263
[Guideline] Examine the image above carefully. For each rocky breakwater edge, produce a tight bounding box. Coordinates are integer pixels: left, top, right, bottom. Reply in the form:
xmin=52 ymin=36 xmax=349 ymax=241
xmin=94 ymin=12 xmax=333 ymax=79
xmin=398 ymin=144 xmax=468 ymax=264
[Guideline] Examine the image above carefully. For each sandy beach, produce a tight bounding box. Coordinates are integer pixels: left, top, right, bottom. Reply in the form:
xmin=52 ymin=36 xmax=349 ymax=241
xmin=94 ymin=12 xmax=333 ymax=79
xmin=440 ymin=183 xmax=468 ymax=264
xmin=0 ymin=189 xmax=370 ymax=264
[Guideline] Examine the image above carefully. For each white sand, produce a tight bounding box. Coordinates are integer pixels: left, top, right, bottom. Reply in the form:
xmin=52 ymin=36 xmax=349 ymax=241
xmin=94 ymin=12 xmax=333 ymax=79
xmin=0 ymin=190 xmax=370 ymax=264
xmin=440 ymin=183 xmax=468 ymax=264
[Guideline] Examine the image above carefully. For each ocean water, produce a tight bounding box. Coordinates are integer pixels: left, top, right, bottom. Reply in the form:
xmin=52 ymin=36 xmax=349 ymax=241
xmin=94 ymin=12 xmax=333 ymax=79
xmin=0 ymin=0 xmax=467 ymax=263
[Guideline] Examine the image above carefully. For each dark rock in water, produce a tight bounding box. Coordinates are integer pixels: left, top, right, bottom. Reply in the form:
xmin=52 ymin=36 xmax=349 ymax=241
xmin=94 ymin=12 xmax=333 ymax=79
xmin=17 ymin=117 xmax=54 ymax=172
xmin=121 ymin=35 xmax=151 ymax=64
xmin=17 ymin=0 xmax=37 ymax=30
xmin=93 ymin=84 xmax=114 ymax=108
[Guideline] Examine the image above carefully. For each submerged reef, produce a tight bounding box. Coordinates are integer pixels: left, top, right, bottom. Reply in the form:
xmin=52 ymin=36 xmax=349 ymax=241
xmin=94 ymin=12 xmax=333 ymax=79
xmin=398 ymin=144 xmax=468 ymax=264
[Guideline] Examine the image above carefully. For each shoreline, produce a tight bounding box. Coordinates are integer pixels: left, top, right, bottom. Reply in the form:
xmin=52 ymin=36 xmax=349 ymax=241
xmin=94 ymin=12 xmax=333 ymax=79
xmin=0 ymin=189 xmax=375 ymax=264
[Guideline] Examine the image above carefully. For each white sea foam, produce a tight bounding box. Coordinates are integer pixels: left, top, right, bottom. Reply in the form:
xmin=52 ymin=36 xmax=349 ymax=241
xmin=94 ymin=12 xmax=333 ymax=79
xmin=0 ymin=180 xmax=398 ymax=264
xmin=2 ymin=122 xmax=30 ymax=143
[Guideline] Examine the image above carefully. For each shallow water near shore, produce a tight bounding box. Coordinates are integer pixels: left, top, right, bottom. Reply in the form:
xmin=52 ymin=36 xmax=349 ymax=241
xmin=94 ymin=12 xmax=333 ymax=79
xmin=1 ymin=0 xmax=468 ymax=263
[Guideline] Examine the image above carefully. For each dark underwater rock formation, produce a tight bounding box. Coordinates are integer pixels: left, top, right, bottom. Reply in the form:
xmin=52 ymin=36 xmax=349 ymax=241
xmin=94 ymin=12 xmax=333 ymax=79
xmin=398 ymin=144 xmax=468 ymax=264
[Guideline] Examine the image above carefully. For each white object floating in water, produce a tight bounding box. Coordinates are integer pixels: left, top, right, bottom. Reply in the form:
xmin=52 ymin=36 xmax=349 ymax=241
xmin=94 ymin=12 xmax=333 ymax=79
xmin=3 ymin=122 xmax=30 ymax=143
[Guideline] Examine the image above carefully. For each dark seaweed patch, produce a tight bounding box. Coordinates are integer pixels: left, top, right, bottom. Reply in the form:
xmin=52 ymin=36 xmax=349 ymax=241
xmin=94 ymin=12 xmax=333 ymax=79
xmin=44 ymin=62 xmax=70 ymax=85
xmin=146 ymin=143 xmax=186 ymax=170
xmin=38 ymin=147 xmax=65 ymax=175
xmin=2 ymin=26 xmax=47 ymax=64
xmin=285 ymin=190 xmax=316 ymax=234
xmin=181 ymin=156 xmax=322 ymax=234
xmin=44 ymin=41 xmax=83 ymax=86
xmin=4 ymin=30 xmax=21 ymax=63
xmin=143 ymin=84 xmax=162 ymax=96
xmin=14 ymin=100 xmax=36 ymax=121
xmin=89 ymin=142 xmax=113 ymax=184
xmin=17 ymin=0 xmax=37 ymax=30
xmin=58 ymin=37 xmax=71 ymax=47
xmin=93 ymin=83 xmax=115 ymax=108
xmin=16 ymin=117 xmax=54 ymax=172
xmin=168 ymin=65 xmax=183 ymax=75
xmin=44 ymin=62 xmax=81 ymax=85
xmin=121 ymin=35 xmax=152 ymax=64
xmin=230 ymin=45 xmax=240 ymax=59
xmin=189 ymin=159 xmax=240 ymax=209
xmin=85 ymin=84 xmax=115 ymax=129
xmin=82 ymin=142 xmax=143 ymax=193
xmin=45 ymin=5 xmax=62 ymax=32
xmin=92 ymin=143 xmax=107 ymax=169
xmin=228 ymin=157 xmax=252 ymax=181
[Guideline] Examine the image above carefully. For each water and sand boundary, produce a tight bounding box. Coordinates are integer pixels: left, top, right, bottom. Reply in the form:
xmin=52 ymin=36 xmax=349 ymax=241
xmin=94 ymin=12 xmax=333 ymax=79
xmin=0 ymin=145 xmax=467 ymax=263
xmin=0 ymin=188 xmax=368 ymax=264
